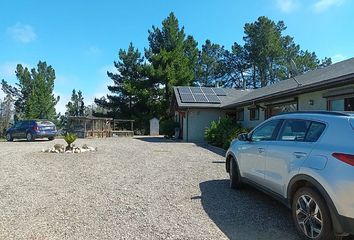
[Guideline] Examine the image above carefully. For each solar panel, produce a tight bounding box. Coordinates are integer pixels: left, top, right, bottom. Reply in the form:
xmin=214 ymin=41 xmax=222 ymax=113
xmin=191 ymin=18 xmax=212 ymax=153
xmin=201 ymin=87 xmax=214 ymax=95
xmin=193 ymin=94 xmax=208 ymax=103
xmin=190 ymin=87 xmax=203 ymax=94
xmin=178 ymin=87 xmax=191 ymax=94
xmin=180 ymin=94 xmax=195 ymax=103
xmin=212 ymin=88 xmax=226 ymax=96
xmin=205 ymin=95 xmax=221 ymax=103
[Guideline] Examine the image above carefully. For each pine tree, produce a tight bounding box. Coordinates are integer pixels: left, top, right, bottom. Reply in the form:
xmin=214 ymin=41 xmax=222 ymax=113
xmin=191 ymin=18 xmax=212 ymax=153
xmin=1 ymin=61 xmax=59 ymax=120
xmin=145 ymin=12 xmax=198 ymax=117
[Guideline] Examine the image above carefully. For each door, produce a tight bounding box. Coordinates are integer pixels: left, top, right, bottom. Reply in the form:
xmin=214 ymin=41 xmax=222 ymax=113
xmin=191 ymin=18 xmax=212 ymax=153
xmin=265 ymin=119 xmax=326 ymax=195
xmin=238 ymin=119 xmax=282 ymax=185
xmin=12 ymin=121 xmax=23 ymax=138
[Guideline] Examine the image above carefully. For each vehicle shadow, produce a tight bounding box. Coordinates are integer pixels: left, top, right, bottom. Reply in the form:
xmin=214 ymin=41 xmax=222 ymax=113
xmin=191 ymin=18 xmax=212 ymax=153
xmin=13 ymin=139 xmax=52 ymax=142
xmin=198 ymin=179 xmax=302 ymax=240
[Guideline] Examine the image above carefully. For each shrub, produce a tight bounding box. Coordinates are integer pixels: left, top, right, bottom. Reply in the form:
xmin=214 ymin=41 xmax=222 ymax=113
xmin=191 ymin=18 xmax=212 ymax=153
xmin=64 ymin=133 xmax=77 ymax=150
xmin=160 ymin=119 xmax=179 ymax=138
xmin=205 ymin=117 xmax=248 ymax=150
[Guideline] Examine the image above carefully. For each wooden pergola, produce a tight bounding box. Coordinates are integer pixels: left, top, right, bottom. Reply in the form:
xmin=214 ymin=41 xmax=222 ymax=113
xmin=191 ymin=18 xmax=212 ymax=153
xmin=68 ymin=116 xmax=113 ymax=138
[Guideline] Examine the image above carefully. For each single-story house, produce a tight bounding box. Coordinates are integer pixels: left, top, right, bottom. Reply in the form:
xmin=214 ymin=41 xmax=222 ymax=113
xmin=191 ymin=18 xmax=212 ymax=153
xmin=172 ymin=57 xmax=354 ymax=142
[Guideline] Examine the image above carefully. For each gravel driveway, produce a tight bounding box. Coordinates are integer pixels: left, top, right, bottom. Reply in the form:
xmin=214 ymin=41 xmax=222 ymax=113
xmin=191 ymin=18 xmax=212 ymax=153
xmin=0 ymin=137 xmax=307 ymax=239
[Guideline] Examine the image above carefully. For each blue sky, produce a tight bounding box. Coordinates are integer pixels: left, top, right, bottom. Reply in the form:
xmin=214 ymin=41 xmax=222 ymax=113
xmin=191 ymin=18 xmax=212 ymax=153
xmin=1 ymin=0 xmax=353 ymax=114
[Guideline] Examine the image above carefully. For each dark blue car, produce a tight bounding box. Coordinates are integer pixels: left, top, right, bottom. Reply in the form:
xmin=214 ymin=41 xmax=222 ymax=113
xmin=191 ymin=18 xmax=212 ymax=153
xmin=6 ymin=120 xmax=57 ymax=141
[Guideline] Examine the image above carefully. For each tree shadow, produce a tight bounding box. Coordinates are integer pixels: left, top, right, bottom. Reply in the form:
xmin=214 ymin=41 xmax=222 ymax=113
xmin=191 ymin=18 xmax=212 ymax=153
xmin=198 ymin=179 xmax=302 ymax=240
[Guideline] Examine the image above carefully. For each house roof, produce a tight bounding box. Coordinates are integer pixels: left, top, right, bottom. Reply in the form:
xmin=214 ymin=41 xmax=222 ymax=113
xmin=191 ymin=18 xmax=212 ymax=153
xmin=222 ymin=57 xmax=354 ymax=109
xmin=173 ymin=57 xmax=354 ymax=110
xmin=173 ymin=87 xmax=252 ymax=109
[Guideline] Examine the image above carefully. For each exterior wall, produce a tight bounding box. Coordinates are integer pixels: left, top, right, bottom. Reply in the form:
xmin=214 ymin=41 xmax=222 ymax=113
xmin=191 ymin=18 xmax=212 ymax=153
xmin=240 ymin=104 xmax=266 ymax=129
xmin=185 ymin=109 xmax=225 ymax=142
xmin=298 ymin=84 xmax=354 ymax=110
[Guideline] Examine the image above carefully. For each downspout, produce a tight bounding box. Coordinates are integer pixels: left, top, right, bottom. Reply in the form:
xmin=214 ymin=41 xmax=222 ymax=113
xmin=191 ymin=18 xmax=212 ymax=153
xmin=186 ymin=108 xmax=189 ymax=142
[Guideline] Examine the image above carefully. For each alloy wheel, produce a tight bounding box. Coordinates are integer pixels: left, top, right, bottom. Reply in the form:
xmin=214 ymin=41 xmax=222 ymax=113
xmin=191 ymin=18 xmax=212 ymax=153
xmin=295 ymin=194 xmax=323 ymax=239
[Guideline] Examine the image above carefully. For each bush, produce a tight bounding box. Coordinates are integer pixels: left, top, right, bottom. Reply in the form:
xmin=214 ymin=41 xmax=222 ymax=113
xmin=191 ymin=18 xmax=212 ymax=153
xmin=160 ymin=119 xmax=179 ymax=138
xmin=64 ymin=133 xmax=77 ymax=149
xmin=205 ymin=117 xmax=248 ymax=150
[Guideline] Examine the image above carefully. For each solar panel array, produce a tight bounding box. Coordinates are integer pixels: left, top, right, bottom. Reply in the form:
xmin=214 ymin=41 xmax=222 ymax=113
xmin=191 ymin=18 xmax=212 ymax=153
xmin=178 ymin=87 xmax=226 ymax=104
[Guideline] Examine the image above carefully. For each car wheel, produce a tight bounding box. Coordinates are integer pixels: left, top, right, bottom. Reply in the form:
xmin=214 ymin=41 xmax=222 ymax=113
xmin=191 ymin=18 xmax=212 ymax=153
xmin=26 ymin=132 xmax=34 ymax=142
xmin=48 ymin=137 xmax=54 ymax=141
xmin=292 ymin=187 xmax=335 ymax=240
xmin=229 ymin=157 xmax=242 ymax=189
xmin=6 ymin=133 xmax=13 ymax=142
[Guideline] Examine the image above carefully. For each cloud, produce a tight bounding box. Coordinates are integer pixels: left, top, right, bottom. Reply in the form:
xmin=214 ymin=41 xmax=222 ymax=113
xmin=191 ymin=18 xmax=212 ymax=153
xmin=7 ymin=23 xmax=37 ymax=43
xmin=313 ymin=0 xmax=344 ymax=12
xmin=275 ymin=0 xmax=299 ymax=12
xmin=332 ymin=54 xmax=347 ymax=63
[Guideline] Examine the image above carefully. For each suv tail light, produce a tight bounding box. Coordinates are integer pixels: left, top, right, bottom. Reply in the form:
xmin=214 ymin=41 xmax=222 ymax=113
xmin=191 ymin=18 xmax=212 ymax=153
xmin=332 ymin=153 xmax=354 ymax=166
xmin=32 ymin=125 xmax=39 ymax=132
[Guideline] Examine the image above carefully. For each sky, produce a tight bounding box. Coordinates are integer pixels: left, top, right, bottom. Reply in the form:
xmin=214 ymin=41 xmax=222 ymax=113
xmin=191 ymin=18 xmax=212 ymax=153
xmin=1 ymin=0 xmax=354 ymax=114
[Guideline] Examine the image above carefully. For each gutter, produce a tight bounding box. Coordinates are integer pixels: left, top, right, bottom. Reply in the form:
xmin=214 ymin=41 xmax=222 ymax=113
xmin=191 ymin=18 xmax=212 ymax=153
xmin=222 ymin=73 xmax=354 ymax=109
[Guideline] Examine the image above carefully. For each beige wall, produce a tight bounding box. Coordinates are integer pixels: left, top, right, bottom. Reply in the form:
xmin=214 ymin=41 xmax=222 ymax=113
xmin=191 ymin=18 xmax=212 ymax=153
xmin=184 ymin=109 xmax=225 ymax=142
xmin=240 ymin=104 xmax=266 ymax=129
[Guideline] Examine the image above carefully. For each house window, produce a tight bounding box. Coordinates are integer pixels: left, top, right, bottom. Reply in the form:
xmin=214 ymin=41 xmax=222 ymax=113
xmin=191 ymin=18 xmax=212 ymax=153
xmin=236 ymin=108 xmax=244 ymax=121
xmin=328 ymin=97 xmax=354 ymax=111
xmin=249 ymin=108 xmax=259 ymax=121
xmin=266 ymin=101 xmax=298 ymax=118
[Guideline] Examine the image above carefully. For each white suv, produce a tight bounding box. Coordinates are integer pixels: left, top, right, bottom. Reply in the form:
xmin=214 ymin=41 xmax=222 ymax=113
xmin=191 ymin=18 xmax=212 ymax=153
xmin=225 ymin=111 xmax=354 ymax=239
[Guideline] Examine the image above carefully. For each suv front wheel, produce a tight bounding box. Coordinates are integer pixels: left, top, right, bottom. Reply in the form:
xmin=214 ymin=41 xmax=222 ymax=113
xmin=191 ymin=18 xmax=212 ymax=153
xmin=292 ymin=187 xmax=336 ymax=240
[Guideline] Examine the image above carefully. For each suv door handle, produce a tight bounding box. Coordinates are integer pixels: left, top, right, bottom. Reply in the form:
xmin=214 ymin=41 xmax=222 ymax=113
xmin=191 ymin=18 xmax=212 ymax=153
xmin=293 ymin=152 xmax=307 ymax=158
xmin=258 ymin=147 xmax=265 ymax=153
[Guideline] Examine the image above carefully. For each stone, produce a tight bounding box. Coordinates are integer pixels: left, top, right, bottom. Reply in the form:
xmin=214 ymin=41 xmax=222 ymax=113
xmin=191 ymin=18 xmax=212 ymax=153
xmin=54 ymin=144 xmax=64 ymax=151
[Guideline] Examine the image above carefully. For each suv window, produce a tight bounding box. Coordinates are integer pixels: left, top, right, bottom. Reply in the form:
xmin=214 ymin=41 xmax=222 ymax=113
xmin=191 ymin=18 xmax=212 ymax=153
xmin=305 ymin=121 xmax=326 ymax=142
xmin=278 ymin=119 xmax=326 ymax=142
xmin=251 ymin=120 xmax=281 ymax=141
xmin=279 ymin=119 xmax=310 ymax=141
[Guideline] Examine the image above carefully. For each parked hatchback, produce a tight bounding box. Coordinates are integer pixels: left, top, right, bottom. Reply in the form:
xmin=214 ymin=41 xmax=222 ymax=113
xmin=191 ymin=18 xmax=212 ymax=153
xmin=6 ymin=120 xmax=57 ymax=141
xmin=225 ymin=111 xmax=354 ymax=239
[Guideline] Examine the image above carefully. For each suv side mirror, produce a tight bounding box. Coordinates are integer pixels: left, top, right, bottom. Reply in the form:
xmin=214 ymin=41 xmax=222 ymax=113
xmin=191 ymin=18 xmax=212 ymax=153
xmin=238 ymin=133 xmax=250 ymax=142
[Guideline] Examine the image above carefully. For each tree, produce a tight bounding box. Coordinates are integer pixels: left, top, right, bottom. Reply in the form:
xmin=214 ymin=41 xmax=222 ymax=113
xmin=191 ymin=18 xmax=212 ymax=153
xmin=0 ymin=93 xmax=14 ymax=136
xmin=145 ymin=12 xmax=198 ymax=117
xmin=195 ymin=40 xmax=225 ymax=87
xmin=220 ymin=42 xmax=249 ymax=88
xmin=95 ymin=43 xmax=151 ymax=131
xmin=66 ymin=89 xmax=85 ymax=117
xmin=1 ymin=61 xmax=59 ymax=120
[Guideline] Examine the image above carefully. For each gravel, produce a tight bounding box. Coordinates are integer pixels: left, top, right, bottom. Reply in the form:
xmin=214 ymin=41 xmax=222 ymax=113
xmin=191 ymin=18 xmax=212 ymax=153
xmin=0 ymin=137 xmax=308 ymax=239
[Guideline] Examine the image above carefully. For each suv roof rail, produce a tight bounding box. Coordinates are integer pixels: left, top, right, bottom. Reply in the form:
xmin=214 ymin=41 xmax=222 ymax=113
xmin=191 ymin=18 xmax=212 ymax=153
xmin=276 ymin=111 xmax=351 ymax=116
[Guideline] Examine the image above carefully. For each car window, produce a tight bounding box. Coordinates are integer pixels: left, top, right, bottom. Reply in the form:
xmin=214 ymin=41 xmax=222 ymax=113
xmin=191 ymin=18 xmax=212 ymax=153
xmin=279 ymin=119 xmax=310 ymax=141
xmin=251 ymin=120 xmax=280 ymax=141
xmin=14 ymin=122 xmax=22 ymax=128
xmin=305 ymin=121 xmax=326 ymax=142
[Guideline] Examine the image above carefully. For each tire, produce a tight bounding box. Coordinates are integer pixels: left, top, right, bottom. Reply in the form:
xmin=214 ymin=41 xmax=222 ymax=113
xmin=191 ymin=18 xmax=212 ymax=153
xmin=6 ymin=133 xmax=13 ymax=142
xmin=292 ymin=187 xmax=335 ymax=240
xmin=48 ymin=137 xmax=54 ymax=141
xmin=26 ymin=132 xmax=34 ymax=142
xmin=229 ymin=157 xmax=242 ymax=189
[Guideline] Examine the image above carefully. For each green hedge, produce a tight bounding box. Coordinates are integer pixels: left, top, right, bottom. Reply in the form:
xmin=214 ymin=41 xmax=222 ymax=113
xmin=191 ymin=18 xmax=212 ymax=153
xmin=205 ymin=117 xmax=248 ymax=150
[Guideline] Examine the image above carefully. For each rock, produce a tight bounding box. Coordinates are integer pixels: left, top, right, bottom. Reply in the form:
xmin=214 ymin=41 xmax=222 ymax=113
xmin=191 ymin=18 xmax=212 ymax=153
xmin=82 ymin=144 xmax=89 ymax=149
xmin=54 ymin=144 xmax=64 ymax=151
